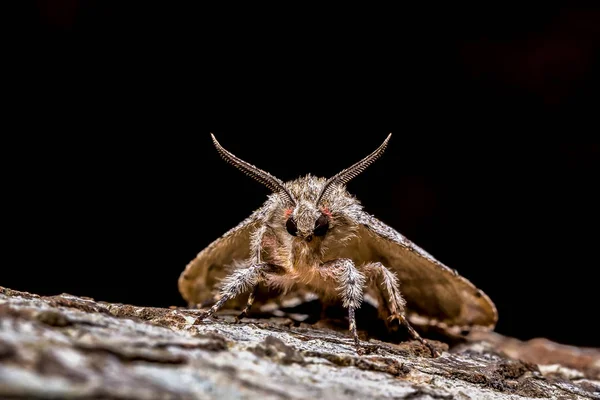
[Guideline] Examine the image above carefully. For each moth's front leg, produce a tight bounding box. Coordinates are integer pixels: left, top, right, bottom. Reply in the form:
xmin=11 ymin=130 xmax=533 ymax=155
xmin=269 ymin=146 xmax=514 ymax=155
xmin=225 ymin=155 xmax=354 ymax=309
xmin=197 ymin=262 xmax=283 ymax=321
xmin=233 ymin=224 xmax=269 ymax=322
xmin=363 ymin=262 xmax=441 ymax=357
xmin=323 ymin=258 xmax=366 ymax=354
xmin=199 ymin=225 xmax=283 ymax=322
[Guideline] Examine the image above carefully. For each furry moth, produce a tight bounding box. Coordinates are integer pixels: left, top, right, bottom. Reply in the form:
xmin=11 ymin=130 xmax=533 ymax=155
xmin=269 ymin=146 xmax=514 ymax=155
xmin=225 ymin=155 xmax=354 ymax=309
xmin=179 ymin=133 xmax=498 ymax=356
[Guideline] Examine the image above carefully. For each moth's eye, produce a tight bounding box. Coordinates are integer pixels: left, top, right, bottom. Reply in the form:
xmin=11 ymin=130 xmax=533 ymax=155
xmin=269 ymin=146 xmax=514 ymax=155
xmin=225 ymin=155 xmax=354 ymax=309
xmin=286 ymin=217 xmax=298 ymax=236
xmin=313 ymin=214 xmax=329 ymax=236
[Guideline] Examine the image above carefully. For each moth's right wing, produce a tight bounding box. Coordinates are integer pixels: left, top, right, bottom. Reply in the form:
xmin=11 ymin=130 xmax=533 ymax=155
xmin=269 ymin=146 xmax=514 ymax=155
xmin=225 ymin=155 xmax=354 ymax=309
xmin=352 ymin=211 xmax=498 ymax=336
xmin=178 ymin=209 xmax=263 ymax=307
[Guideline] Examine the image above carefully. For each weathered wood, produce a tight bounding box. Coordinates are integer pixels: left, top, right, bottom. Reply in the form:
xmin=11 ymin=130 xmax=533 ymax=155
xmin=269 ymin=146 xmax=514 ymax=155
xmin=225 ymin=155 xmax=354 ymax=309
xmin=1 ymin=286 xmax=598 ymax=399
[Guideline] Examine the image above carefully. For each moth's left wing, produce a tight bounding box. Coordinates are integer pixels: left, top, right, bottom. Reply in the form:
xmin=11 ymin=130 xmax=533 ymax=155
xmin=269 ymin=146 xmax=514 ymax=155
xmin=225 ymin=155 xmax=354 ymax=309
xmin=178 ymin=208 xmax=262 ymax=307
xmin=353 ymin=211 xmax=498 ymax=335
xmin=179 ymin=204 xmax=314 ymax=311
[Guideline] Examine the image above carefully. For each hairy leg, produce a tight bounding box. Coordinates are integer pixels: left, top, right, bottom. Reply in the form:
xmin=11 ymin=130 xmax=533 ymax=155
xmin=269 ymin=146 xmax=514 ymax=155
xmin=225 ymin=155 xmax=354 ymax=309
xmin=322 ymin=258 xmax=366 ymax=354
xmin=363 ymin=262 xmax=441 ymax=357
xmin=200 ymin=225 xmax=276 ymax=322
xmin=196 ymin=263 xmax=282 ymax=321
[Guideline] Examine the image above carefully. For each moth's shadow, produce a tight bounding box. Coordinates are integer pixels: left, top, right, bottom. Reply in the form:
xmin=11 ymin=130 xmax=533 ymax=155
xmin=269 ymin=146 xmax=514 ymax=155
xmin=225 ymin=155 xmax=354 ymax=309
xmin=270 ymin=299 xmax=458 ymax=346
xmin=282 ymin=298 xmax=392 ymax=339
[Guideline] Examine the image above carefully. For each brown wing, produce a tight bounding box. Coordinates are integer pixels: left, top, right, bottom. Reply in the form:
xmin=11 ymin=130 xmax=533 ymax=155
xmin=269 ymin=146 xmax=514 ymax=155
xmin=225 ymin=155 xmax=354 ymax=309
xmin=178 ymin=209 xmax=262 ymax=307
xmin=354 ymin=212 xmax=498 ymax=334
xmin=179 ymin=205 xmax=317 ymax=311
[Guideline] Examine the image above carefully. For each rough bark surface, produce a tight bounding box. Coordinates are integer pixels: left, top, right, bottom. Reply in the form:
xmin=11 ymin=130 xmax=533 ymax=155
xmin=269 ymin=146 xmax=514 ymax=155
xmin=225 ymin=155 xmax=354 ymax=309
xmin=1 ymin=286 xmax=599 ymax=399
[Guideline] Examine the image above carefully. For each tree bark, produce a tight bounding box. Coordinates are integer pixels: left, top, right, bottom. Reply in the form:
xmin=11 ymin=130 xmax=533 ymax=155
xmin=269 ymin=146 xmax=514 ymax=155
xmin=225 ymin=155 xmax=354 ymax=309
xmin=1 ymin=286 xmax=598 ymax=399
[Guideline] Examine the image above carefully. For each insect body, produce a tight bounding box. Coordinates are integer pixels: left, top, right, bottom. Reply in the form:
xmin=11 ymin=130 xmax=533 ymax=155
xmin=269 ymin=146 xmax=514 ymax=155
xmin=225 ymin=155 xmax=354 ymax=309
xmin=179 ymin=133 xmax=497 ymax=356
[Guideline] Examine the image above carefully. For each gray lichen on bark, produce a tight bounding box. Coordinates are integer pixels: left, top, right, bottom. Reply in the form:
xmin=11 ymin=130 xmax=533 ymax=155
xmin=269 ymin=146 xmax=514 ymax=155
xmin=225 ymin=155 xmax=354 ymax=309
xmin=1 ymin=286 xmax=599 ymax=399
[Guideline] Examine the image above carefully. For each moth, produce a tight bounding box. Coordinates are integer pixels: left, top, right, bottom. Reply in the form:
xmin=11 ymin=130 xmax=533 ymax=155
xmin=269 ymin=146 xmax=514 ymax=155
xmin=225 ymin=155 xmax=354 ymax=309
xmin=179 ymin=133 xmax=497 ymax=356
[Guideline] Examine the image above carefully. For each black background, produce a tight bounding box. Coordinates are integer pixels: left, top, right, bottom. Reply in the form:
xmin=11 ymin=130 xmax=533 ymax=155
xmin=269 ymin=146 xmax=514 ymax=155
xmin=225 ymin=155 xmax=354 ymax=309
xmin=4 ymin=2 xmax=599 ymax=348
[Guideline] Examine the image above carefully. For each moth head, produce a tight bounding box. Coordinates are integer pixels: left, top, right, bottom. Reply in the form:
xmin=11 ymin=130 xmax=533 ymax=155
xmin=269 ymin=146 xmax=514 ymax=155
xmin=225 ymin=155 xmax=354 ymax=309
xmin=284 ymin=201 xmax=330 ymax=243
xmin=210 ymin=134 xmax=296 ymax=207
xmin=316 ymin=133 xmax=391 ymax=207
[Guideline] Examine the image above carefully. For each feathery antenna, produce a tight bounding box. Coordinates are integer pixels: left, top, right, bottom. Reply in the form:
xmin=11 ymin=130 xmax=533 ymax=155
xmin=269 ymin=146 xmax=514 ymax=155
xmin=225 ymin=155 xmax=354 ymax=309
xmin=316 ymin=133 xmax=392 ymax=206
xmin=211 ymin=134 xmax=296 ymax=205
